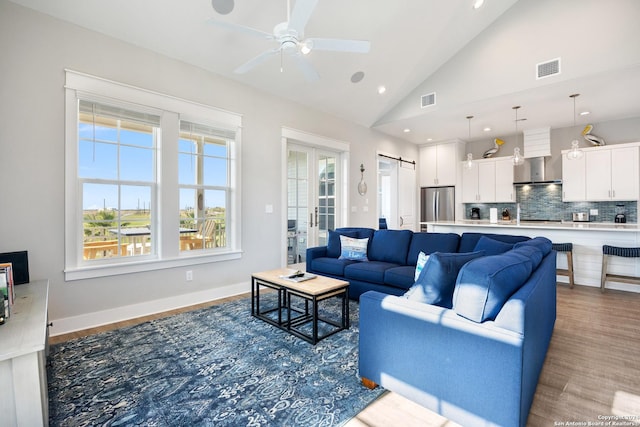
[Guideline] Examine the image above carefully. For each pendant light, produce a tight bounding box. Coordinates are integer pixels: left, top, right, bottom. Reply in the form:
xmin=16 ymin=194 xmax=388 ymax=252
xmin=567 ymin=93 xmax=584 ymax=160
xmin=512 ymin=106 xmax=525 ymax=166
xmin=464 ymin=115 xmax=474 ymax=170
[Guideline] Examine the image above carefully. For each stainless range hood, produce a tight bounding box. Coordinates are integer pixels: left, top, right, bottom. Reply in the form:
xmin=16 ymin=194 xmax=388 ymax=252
xmin=513 ymin=156 xmax=562 ymax=185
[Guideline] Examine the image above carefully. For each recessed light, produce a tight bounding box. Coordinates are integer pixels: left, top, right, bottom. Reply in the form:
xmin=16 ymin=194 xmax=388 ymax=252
xmin=473 ymin=0 xmax=485 ymax=9
xmin=403 ymin=128 xmax=411 ymax=133
xmin=483 ymin=127 xmax=492 ymax=132
xmin=427 ymin=138 xmax=433 ymax=142
xmin=377 ymin=86 xmax=386 ymax=95
xmin=350 ymin=71 xmax=365 ymax=83
xmin=580 ymin=111 xmax=591 ymax=116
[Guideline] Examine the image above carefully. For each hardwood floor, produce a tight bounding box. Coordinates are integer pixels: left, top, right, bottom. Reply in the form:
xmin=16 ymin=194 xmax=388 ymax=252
xmin=50 ymin=284 xmax=640 ymax=426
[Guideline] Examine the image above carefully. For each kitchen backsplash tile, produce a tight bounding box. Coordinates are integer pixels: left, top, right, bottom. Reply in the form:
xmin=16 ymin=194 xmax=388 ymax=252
xmin=463 ymin=184 xmax=637 ymax=222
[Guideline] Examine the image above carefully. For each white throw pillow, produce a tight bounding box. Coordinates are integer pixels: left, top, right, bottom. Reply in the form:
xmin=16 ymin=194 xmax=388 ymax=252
xmin=338 ymin=235 xmax=369 ymax=261
xmin=414 ymin=251 xmax=430 ymax=281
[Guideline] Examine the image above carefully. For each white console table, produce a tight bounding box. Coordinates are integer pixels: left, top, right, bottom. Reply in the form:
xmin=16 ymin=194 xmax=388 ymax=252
xmin=0 ymin=280 xmax=50 ymax=426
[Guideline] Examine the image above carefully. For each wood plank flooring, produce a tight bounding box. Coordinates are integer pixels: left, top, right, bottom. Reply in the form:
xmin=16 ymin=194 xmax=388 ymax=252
xmin=50 ymin=284 xmax=640 ymax=426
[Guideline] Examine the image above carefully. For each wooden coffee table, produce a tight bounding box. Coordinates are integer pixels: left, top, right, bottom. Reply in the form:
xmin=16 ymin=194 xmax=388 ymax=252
xmin=251 ymin=268 xmax=350 ymax=344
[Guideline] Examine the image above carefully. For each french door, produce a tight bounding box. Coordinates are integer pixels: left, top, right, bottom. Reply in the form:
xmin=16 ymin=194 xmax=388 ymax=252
xmin=287 ymin=144 xmax=341 ymax=265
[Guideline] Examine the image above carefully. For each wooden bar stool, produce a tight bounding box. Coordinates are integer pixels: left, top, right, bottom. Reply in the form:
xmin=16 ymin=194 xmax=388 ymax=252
xmin=552 ymin=243 xmax=574 ymax=288
xmin=601 ymin=245 xmax=640 ymax=292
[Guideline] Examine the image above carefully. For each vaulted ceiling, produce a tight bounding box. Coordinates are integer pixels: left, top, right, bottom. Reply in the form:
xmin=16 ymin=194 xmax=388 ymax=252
xmin=10 ymin=0 xmax=640 ymax=144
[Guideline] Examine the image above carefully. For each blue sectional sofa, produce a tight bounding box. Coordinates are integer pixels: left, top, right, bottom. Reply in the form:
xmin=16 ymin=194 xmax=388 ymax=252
xmin=306 ymin=228 xmax=530 ymax=300
xmin=307 ymin=228 xmax=557 ymax=426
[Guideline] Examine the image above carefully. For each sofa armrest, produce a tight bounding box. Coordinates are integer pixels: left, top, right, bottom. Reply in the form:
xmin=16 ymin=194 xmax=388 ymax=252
xmin=358 ymin=291 xmax=526 ymax=427
xmin=306 ymin=245 xmax=328 ymax=271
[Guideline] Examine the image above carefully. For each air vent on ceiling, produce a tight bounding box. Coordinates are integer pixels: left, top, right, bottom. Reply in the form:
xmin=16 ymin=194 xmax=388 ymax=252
xmin=536 ymin=58 xmax=561 ymax=79
xmin=421 ymin=92 xmax=436 ymax=108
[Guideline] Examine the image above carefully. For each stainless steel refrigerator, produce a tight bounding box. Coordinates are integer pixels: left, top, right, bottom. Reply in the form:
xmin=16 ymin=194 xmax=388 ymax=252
xmin=421 ymin=186 xmax=455 ymax=224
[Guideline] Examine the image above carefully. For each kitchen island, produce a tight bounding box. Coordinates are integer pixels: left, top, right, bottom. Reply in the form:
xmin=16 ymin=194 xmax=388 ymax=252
xmin=423 ymin=221 xmax=640 ymax=293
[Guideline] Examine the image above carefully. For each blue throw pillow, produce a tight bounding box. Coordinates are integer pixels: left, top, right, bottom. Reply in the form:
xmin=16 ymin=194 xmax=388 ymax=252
xmin=404 ymin=251 xmax=485 ymax=308
xmin=473 ymin=235 xmax=514 ymax=256
xmin=513 ymin=236 xmax=552 ymax=257
xmin=338 ymin=235 xmax=369 ymax=261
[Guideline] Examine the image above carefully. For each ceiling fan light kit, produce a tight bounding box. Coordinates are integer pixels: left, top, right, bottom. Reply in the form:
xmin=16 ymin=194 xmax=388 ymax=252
xmin=208 ymin=0 xmax=370 ymax=81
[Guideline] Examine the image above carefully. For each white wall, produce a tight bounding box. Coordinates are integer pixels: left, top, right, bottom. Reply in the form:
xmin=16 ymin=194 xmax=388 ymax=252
xmin=0 ymin=0 xmax=417 ymax=333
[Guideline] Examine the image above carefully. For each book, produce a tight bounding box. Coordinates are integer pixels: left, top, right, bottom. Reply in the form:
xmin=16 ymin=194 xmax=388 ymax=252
xmin=0 ymin=263 xmax=15 ymax=306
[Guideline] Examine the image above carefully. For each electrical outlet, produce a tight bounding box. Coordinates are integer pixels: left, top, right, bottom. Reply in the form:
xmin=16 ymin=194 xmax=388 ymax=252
xmin=590 ymin=209 xmax=598 ymax=216
xmin=186 ymin=270 xmax=193 ymax=281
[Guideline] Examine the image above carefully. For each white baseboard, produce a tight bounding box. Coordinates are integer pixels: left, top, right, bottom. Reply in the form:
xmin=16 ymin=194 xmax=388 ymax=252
xmin=49 ymin=281 xmax=249 ymax=337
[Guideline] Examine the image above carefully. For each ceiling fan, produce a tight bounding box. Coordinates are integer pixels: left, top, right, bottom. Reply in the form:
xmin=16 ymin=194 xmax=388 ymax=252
xmin=208 ymin=0 xmax=371 ymax=81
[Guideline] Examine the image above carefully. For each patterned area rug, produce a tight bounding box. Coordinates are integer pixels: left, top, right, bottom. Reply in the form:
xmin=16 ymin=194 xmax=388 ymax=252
xmin=48 ymin=295 xmax=382 ymax=426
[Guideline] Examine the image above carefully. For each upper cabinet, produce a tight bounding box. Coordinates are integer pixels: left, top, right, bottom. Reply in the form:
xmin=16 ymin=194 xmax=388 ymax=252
xmin=461 ymin=157 xmax=514 ymax=203
xmin=494 ymin=157 xmax=515 ymax=202
xmin=562 ymin=153 xmax=586 ymax=201
xmin=562 ymin=143 xmax=639 ymax=202
xmin=419 ymin=141 xmax=463 ymax=187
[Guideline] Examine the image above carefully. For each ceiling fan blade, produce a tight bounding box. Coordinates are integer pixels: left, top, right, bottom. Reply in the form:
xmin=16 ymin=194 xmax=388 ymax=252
xmin=290 ymin=53 xmax=320 ymax=81
xmin=234 ymin=48 xmax=280 ymax=74
xmin=306 ymin=38 xmax=371 ymax=53
xmin=207 ymin=18 xmax=274 ymax=40
xmin=288 ymin=0 xmax=318 ymax=35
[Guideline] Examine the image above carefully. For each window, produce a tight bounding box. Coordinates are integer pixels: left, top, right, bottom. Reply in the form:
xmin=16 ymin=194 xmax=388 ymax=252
xmin=65 ymin=70 xmax=242 ymax=280
xmin=178 ymin=121 xmax=234 ymax=252
xmin=79 ymin=100 xmax=159 ymax=260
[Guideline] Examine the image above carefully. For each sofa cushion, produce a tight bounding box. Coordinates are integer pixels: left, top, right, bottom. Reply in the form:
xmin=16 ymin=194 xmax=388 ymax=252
xmin=368 ymin=229 xmax=413 ymax=264
xmin=458 ymin=232 xmax=529 ymax=253
xmin=453 ymin=251 xmax=534 ymax=322
xmin=406 ymin=232 xmax=460 ymax=265
xmin=473 ymin=235 xmax=514 ymax=255
xmin=511 ymin=245 xmax=544 ymax=270
xmin=404 ymin=251 xmax=485 ymax=308
xmin=338 ymin=236 xmax=369 ymax=261
xmin=327 ymin=227 xmax=375 ymax=258
xmin=310 ymin=257 xmax=357 ymax=276
xmin=384 ymin=266 xmax=416 ymax=290
xmin=513 ymin=236 xmax=552 ymax=257
xmin=345 ymin=261 xmax=400 ymax=285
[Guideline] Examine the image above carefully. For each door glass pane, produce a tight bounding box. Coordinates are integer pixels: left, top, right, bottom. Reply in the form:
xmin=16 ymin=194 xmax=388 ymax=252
xmin=317 ymin=155 xmax=336 ymax=247
xmin=287 ymin=149 xmax=309 ymax=265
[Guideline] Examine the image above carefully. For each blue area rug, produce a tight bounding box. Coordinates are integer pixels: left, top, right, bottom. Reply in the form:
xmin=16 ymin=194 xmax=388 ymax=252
xmin=48 ymin=295 xmax=382 ymax=426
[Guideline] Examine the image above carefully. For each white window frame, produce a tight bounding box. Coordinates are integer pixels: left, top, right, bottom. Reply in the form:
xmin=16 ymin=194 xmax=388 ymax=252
xmin=64 ymin=70 xmax=242 ymax=281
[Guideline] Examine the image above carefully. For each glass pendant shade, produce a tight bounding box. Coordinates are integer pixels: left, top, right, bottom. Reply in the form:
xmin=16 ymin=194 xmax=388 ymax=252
xmin=567 ymin=94 xmax=583 ymax=160
xmin=464 ymin=153 xmax=474 ymax=169
xmin=513 ymin=147 xmax=525 ymax=166
xmin=512 ymin=106 xmax=524 ymax=166
xmin=567 ymin=139 xmax=584 ymax=160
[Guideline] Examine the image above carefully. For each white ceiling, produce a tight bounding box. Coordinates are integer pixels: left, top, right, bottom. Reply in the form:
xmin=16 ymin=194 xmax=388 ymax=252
xmin=10 ymin=0 xmax=640 ymax=145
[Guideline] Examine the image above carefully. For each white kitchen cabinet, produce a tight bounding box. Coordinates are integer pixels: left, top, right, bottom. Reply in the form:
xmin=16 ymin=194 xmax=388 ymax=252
xmin=585 ymin=146 xmax=639 ymax=201
xmin=461 ymin=159 xmax=496 ymax=203
xmin=494 ymin=157 xmax=515 ymax=202
xmin=562 ymin=152 xmax=586 ymax=201
xmin=419 ymin=142 xmax=461 ymax=187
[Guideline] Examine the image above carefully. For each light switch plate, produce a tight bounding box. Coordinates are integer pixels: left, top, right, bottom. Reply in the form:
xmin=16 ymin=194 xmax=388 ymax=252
xmin=590 ymin=209 xmax=598 ymax=215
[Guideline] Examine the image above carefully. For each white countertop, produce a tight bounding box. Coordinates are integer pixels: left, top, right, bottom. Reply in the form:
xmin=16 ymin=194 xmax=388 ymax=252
xmin=422 ymin=220 xmax=640 ymax=232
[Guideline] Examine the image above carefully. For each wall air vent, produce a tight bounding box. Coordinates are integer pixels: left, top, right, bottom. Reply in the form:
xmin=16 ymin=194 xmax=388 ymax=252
xmin=536 ymin=58 xmax=561 ymax=79
xmin=421 ymin=92 xmax=436 ymax=108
